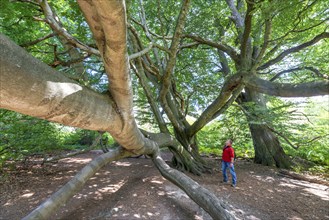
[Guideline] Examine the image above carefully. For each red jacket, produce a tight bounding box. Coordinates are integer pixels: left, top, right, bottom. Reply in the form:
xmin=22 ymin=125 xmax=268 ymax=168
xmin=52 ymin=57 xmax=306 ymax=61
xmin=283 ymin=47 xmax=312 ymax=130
xmin=222 ymin=145 xmax=234 ymax=162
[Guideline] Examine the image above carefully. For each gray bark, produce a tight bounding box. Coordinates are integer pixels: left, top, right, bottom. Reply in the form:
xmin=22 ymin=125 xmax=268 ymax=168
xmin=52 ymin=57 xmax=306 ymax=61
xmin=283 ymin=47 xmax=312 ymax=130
xmin=239 ymin=88 xmax=292 ymax=168
xmin=244 ymin=75 xmax=329 ymax=97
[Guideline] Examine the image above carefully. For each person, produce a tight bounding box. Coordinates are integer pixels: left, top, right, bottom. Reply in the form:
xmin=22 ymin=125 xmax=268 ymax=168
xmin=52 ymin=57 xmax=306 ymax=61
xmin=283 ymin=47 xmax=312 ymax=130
xmin=221 ymin=139 xmax=237 ymax=187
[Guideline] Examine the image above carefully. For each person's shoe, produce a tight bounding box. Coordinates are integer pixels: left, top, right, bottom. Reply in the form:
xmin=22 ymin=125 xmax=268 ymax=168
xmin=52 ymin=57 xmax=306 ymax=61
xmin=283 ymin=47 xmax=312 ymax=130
xmin=221 ymin=180 xmax=228 ymax=184
xmin=231 ymin=184 xmax=236 ymax=188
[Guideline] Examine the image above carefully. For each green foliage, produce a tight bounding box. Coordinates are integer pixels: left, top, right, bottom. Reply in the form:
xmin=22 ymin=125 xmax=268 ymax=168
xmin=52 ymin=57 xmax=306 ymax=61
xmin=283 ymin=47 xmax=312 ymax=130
xmin=1 ymin=0 xmax=328 ymax=174
xmin=0 ymin=110 xmax=107 ymax=167
xmin=63 ymin=129 xmax=97 ymax=147
xmin=197 ymin=96 xmax=328 ymax=169
xmin=0 ymin=110 xmax=63 ymax=166
xmin=281 ymin=97 xmax=329 ymax=166
xmin=198 ymin=106 xmax=254 ymax=158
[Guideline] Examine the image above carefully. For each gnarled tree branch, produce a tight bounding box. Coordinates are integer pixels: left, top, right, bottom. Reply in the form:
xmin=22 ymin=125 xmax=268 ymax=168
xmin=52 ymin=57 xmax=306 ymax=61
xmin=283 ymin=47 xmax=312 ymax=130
xmin=159 ymin=0 xmax=191 ymax=133
xmin=258 ymin=32 xmax=329 ymax=70
xmin=187 ymin=74 xmax=244 ymax=137
xmin=184 ymin=34 xmax=239 ymax=63
xmin=38 ymin=0 xmax=100 ymax=56
xmin=244 ymin=75 xmax=329 ymax=97
xmin=240 ymin=1 xmax=254 ymax=60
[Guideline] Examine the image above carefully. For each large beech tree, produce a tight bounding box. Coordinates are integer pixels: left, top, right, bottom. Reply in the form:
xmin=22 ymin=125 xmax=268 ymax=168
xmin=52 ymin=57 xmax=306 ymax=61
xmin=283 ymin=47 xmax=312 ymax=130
xmin=126 ymin=0 xmax=329 ymax=169
xmin=0 ymin=0 xmax=329 ymax=219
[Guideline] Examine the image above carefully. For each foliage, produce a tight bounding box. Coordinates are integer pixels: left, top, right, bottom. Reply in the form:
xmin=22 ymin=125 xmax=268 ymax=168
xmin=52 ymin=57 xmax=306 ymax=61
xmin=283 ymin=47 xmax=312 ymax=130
xmin=281 ymin=97 xmax=329 ymax=166
xmin=198 ymin=106 xmax=254 ymax=158
xmin=0 ymin=109 xmax=63 ymax=166
xmin=63 ymin=129 xmax=98 ymax=147
xmin=0 ymin=110 xmax=106 ymax=168
xmin=198 ymin=96 xmax=329 ymax=169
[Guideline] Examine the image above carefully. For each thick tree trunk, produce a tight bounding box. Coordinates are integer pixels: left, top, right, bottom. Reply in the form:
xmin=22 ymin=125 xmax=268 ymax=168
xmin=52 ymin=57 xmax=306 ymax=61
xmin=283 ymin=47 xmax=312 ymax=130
xmin=249 ymin=123 xmax=291 ymax=168
xmin=142 ymin=129 xmax=211 ymax=175
xmin=1 ymin=0 xmax=237 ymax=216
xmin=170 ymin=145 xmax=210 ymax=175
xmin=171 ymin=131 xmax=211 ymax=175
xmin=240 ymin=88 xmax=292 ymax=168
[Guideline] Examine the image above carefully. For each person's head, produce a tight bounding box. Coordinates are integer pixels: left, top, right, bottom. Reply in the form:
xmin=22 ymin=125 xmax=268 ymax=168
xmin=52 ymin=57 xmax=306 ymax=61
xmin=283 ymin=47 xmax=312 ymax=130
xmin=225 ymin=139 xmax=233 ymax=146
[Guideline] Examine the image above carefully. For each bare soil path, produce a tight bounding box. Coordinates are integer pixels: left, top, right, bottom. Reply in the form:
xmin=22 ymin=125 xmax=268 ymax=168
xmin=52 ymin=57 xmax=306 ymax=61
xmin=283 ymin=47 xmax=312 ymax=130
xmin=1 ymin=151 xmax=328 ymax=220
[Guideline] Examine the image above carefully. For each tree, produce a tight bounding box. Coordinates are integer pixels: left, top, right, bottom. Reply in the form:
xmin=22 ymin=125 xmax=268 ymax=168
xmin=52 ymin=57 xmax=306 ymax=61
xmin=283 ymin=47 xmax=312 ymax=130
xmin=1 ymin=0 xmax=328 ymax=218
xmin=126 ymin=0 xmax=329 ymax=169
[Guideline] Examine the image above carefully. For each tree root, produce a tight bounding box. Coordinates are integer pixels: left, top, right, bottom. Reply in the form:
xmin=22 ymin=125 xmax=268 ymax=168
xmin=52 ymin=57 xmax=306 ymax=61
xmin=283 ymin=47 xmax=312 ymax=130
xmin=152 ymin=153 xmax=236 ymax=220
xmin=23 ymin=146 xmax=236 ymax=220
xmin=22 ymin=148 xmax=132 ymax=220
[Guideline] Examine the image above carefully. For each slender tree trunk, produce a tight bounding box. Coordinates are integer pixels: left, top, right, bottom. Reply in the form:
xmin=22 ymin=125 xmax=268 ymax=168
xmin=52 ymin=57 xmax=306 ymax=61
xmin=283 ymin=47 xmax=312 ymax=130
xmin=240 ymin=88 xmax=292 ymax=168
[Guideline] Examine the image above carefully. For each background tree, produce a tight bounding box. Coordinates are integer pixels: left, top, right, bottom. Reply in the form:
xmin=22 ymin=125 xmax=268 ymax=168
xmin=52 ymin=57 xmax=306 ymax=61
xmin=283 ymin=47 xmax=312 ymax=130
xmin=126 ymin=0 xmax=329 ymax=169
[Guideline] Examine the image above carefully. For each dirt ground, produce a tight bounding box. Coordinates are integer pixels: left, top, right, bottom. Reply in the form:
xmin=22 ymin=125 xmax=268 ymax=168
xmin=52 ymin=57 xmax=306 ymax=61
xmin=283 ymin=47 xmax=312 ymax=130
xmin=0 ymin=151 xmax=328 ymax=220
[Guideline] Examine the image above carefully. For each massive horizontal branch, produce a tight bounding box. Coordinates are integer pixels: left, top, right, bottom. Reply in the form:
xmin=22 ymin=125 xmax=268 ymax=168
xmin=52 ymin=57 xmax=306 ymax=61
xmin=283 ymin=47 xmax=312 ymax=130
xmin=22 ymin=148 xmax=132 ymax=220
xmin=152 ymin=154 xmax=235 ymax=220
xmin=244 ymin=75 xmax=329 ymax=97
xmin=0 ymin=34 xmax=153 ymax=152
xmin=0 ymin=34 xmax=120 ymax=131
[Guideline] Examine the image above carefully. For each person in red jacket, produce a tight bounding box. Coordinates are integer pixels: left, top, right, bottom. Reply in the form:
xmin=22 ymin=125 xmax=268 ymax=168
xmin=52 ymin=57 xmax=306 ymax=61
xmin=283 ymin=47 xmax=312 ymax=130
xmin=221 ymin=139 xmax=237 ymax=187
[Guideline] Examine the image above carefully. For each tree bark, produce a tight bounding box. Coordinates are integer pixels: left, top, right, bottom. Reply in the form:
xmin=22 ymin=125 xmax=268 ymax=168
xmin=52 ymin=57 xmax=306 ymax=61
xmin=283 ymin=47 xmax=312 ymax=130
xmin=244 ymin=75 xmax=329 ymax=97
xmin=153 ymin=154 xmax=235 ymax=220
xmin=249 ymin=123 xmax=291 ymax=168
xmin=171 ymin=130 xmax=211 ymax=175
xmin=0 ymin=34 xmax=121 ymax=135
xmin=239 ymin=88 xmax=292 ymax=168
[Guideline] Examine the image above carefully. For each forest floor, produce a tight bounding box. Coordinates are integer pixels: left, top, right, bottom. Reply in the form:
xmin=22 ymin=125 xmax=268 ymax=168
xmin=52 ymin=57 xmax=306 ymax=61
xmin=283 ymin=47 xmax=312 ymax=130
xmin=0 ymin=150 xmax=328 ymax=220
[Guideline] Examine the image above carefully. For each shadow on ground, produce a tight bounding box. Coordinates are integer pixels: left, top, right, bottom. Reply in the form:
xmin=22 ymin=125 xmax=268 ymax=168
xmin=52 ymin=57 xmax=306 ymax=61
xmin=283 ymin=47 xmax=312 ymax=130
xmin=0 ymin=151 xmax=328 ymax=220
